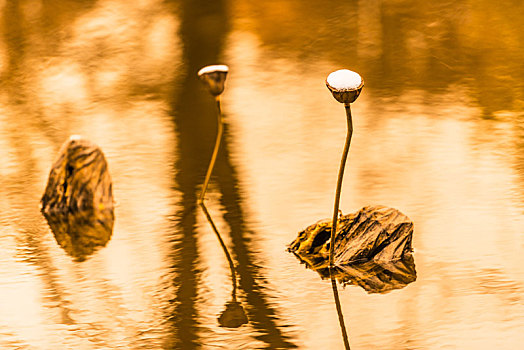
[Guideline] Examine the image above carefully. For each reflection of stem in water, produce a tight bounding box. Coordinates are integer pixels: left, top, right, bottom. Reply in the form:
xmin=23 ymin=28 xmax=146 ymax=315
xmin=198 ymin=90 xmax=246 ymax=328
xmin=329 ymin=104 xmax=353 ymax=267
xmin=214 ymin=129 xmax=296 ymax=344
xmin=330 ymin=267 xmax=351 ymax=350
xmin=200 ymin=201 xmax=237 ymax=301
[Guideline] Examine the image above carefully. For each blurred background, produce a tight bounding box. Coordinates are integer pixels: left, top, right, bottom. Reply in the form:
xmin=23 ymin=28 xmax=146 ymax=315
xmin=0 ymin=0 xmax=523 ymax=349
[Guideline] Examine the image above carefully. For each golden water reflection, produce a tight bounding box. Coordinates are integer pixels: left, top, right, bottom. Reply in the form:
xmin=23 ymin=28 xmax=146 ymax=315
xmin=0 ymin=0 xmax=523 ymax=349
xmin=43 ymin=207 xmax=114 ymax=261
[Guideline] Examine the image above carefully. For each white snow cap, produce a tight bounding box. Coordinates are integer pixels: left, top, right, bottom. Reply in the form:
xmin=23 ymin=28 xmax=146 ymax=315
xmin=326 ymin=69 xmax=362 ymax=91
xmin=198 ymin=65 xmax=229 ymax=76
xmin=69 ymin=135 xmax=83 ymax=141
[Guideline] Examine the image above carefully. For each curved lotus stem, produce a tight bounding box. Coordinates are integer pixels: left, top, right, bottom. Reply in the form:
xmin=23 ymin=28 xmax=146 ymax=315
xmin=197 ymin=65 xmax=229 ymax=203
xmin=198 ymin=96 xmax=223 ymax=203
xmin=326 ymin=69 xmax=364 ymax=268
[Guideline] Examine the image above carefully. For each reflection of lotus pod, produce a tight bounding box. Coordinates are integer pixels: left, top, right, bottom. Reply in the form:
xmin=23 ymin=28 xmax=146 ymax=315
xmin=43 ymin=207 xmax=114 ymax=261
xmin=197 ymin=65 xmax=229 ymax=96
xmin=326 ymin=69 xmax=364 ymax=104
xmin=41 ymin=135 xmax=113 ymax=213
xmin=218 ymin=301 xmax=248 ymax=328
xmin=327 ymin=255 xmax=416 ymax=294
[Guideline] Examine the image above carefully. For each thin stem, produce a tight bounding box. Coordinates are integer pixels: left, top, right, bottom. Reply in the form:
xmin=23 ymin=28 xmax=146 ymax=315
xmin=200 ymin=201 xmax=238 ymax=301
xmin=330 ymin=267 xmax=351 ymax=350
xmin=329 ymin=103 xmax=353 ymax=267
xmin=199 ymin=97 xmax=223 ymax=203
xmin=198 ymin=96 xmax=238 ymax=301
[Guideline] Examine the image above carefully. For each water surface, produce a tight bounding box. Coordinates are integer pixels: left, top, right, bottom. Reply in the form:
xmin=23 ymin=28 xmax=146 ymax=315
xmin=0 ymin=0 xmax=523 ymax=349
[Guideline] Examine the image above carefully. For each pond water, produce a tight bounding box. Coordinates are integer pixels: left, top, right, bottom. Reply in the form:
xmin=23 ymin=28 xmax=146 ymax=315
xmin=0 ymin=0 xmax=523 ymax=349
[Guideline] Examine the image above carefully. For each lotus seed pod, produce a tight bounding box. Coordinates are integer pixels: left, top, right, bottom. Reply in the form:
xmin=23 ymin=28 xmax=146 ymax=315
xmin=198 ymin=64 xmax=229 ymax=97
xmin=326 ymin=69 xmax=364 ymax=104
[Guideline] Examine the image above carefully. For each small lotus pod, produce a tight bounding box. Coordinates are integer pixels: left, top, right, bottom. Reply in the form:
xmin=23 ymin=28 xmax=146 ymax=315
xmin=41 ymin=135 xmax=113 ymax=213
xmin=198 ymin=64 xmax=229 ymax=97
xmin=326 ymin=69 xmax=364 ymax=104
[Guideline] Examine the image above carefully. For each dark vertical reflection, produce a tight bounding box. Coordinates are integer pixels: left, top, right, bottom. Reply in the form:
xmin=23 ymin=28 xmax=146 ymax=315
xmin=169 ymin=0 xmax=296 ymax=348
xmin=200 ymin=204 xmax=248 ymax=328
xmin=214 ymin=127 xmax=297 ymax=348
xmin=0 ymin=0 xmax=75 ymax=327
xmin=330 ymin=268 xmax=351 ymax=350
xmin=2 ymin=0 xmax=26 ymax=103
xmin=166 ymin=0 xmax=229 ymax=348
xmin=377 ymin=1 xmax=409 ymax=94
